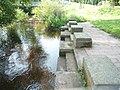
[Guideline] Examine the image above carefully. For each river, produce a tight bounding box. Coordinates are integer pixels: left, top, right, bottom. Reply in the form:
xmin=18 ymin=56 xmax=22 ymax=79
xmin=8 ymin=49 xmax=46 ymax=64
xmin=0 ymin=23 xmax=60 ymax=90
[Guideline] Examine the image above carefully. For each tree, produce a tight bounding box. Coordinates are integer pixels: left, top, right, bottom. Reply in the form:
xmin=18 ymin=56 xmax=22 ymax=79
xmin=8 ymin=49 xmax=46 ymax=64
xmin=0 ymin=0 xmax=16 ymax=26
xmin=0 ymin=0 xmax=31 ymax=26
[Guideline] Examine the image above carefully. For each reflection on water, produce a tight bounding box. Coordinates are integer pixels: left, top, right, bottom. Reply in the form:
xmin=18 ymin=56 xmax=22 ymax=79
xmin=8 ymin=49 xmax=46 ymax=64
xmin=0 ymin=23 xmax=60 ymax=90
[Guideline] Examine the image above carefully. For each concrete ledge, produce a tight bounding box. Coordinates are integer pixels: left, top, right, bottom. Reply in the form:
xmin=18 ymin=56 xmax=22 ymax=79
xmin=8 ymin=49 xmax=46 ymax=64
xmin=59 ymin=41 xmax=73 ymax=56
xmin=55 ymin=72 xmax=81 ymax=89
xmin=57 ymin=57 xmax=67 ymax=71
xmin=66 ymin=53 xmax=77 ymax=72
xmin=68 ymin=21 xmax=78 ymax=27
xmin=73 ymin=33 xmax=92 ymax=48
xmin=61 ymin=26 xmax=68 ymax=31
xmin=71 ymin=25 xmax=83 ymax=34
xmin=61 ymin=31 xmax=70 ymax=41
xmin=83 ymin=56 xmax=120 ymax=88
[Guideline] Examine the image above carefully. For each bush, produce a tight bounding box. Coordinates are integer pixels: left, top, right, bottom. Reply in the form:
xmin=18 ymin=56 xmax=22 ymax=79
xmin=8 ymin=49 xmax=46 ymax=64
xmin=32 ymin=0 xmax=67 ymax=29
xmin=15 ymin=9 xmax=29 ymax=23
xmin=67 ymin=14 xmax=86 ymax=22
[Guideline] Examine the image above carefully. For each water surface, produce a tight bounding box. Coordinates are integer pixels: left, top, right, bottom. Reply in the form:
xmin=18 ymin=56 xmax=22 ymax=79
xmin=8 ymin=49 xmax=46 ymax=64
xmin=0 ymin=23 xmax=60 ymax=90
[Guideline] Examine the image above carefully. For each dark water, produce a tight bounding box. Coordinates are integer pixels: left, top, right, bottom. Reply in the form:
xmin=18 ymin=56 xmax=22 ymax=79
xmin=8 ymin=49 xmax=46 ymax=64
xmin=0 ymin=23 xmax=60 ymax=90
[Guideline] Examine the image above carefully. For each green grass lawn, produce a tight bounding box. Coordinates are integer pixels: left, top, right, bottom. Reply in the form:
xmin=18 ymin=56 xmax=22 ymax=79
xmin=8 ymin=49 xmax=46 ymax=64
xmin=66 ymin=3 xmax=120 ymax=38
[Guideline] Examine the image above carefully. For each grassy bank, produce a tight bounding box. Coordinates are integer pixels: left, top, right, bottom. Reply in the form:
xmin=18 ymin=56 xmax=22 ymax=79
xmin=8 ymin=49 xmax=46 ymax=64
xmin=67 ymin=3 xmax=120 ymax=38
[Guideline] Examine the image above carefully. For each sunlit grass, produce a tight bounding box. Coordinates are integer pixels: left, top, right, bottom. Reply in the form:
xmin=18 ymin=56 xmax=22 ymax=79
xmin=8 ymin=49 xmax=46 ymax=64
xmin=66 ymin=3 xmax=120 ymax=38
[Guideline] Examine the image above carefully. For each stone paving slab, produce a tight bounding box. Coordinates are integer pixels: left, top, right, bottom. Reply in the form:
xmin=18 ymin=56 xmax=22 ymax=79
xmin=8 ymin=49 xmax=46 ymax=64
xmin=55 ymin=71 xmax=81 ymax=89
xmin=74 ymin=22 xmax=120 ymax=71
xmin=83 ymin=56 xmax=120 ymax=87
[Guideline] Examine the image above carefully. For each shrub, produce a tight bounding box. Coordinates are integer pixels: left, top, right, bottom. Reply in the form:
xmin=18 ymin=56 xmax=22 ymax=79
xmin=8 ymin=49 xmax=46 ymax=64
xmin=67 ymin=14 xmax=86 ymax=22
xmin=32 ymin=0 xmax=67 ymax=29
xmin=15 ymin=9 xmax=29 ymax=23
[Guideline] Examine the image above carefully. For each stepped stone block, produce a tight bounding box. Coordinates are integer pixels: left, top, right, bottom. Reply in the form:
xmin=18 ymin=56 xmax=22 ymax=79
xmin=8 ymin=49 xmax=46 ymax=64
xmin=65 ymin=37 xmax=70 ymax=41
xmin=83 ymin=56 xmax=120 ymax=89
xmin=55 ymin=72 xmax=81 ymax=89
xmin=57 ymin=57 xmax=67 ymax=71
xmin=60 ymin=26 xmax=68 ymax=31
xmin=73 ymin=33 xmax=92 ymax=48
xmin=61 ymin=31 xmax=70 ymax=41
xmin=59 ymin=41 xmax=73 ymax=56
xmin=71 ymin=25 xmax=83 ymax=34
xmin=68 ymin=19 xmax=76 ymax=21
xmin=68 ymin=21 xmax=77 ymax=27
xmin=66 ymin=53 xmax=77 ymax=72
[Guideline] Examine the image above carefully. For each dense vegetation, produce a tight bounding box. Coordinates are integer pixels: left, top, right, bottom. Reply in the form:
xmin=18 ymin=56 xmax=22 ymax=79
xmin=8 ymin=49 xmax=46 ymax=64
xmin=32 ymin=0 xmax=67 ymax=29
xmin=0 ymin=0 xmax=31 ymax=26
xmin=0 ymin=0 xmax=120 ymax=36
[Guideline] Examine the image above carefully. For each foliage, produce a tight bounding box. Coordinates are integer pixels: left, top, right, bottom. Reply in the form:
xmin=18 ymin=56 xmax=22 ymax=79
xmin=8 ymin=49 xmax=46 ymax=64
xmin=0 ymin=0 xmax=16 ymax=26
xmin=15 ymin=9 xmax=29 ymax=23
xmin=78 ymin=67 xmax=87 ymax=86
xmin=67 ymin=14 xmax=86 ymax=22
xmin=32 ymin=0 xmax=67 ymax=29
xmin=0 ymin=0 xmax=31 ymax=26
xmin=19 ymin=5 xmax=33 ymax=16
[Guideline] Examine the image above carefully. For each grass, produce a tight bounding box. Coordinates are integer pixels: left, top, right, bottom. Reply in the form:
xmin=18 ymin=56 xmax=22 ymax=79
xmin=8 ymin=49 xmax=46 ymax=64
xmin=66 ymin=3 xmax=120 ymax=38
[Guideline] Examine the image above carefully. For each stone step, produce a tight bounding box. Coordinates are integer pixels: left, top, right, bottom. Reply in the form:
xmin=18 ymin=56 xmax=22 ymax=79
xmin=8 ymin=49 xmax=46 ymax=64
xmin=59 ymin=41 xmax=73 ymax=56
xmin=71 ymin=25 xmax=83 ymax=34
xmin=70 ymin=34 xmax=74 ymax=41
xmin=83 ymin=56 xmax=120 ymax=89
xmin=55 ymin=71 xmax=82 ymax=89
xmin=65 ymin=37 xmax=71 ymax=41
xmin=61 ymin=31 xmax=70 ymax=41
xmin=57 ymin=57 xmax=67 ymax=71
xmin=73 ymin=33 xmax=92 ymax=48
xmin=60 ymin=25 xmax=68 ymax=31
xmin=55 ymin=87 xmax=91 ymax=90
xmin=66 ymin=53 xmax=77 ymax=72
xmin=68 ymin=21 xmax=78 ymax=27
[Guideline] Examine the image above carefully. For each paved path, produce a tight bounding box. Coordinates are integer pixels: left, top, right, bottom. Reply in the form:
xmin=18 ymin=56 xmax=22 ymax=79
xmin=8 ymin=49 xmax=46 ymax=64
xmin=75 ymin=22 xmax=120 ymax=71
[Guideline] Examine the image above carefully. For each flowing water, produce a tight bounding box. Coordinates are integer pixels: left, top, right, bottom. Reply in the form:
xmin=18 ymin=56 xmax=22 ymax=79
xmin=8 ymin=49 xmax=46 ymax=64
xmin=0 ymin=23 xmax=60 ymax=90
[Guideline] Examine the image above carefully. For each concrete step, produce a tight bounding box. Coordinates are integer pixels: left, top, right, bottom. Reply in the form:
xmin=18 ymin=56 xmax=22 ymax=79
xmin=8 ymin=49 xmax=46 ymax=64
xmin=61 ymin=31 xmax=70 ymax=41
xmin=70 ymin=34 xmax=74 ymax=41
xmin=65 ymin=37 xmax=71 ymax=41
xmin=55 ymin=71 xmax=82 ymax=89
xmin=59 ymin=41 xmax=73 ymax=56
xmin=66 ymin=53 xmax=77 ymax=72
xmin=57 ymin=57 xmax=67 ymax=71
xmin=55 ymin=87 xmax=91 ymax=90
xmin=73 ymin=33 xmax=92 ymax=48
xmin=68 ymin=21 xmax=78 ymax=27
xmin=60 ymin=25 xmax=68 ymax=31
xmin=71 ymin=25 xmax=83 ymax=34
xmin=83 ymin=56 xmax=120 ymax=89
